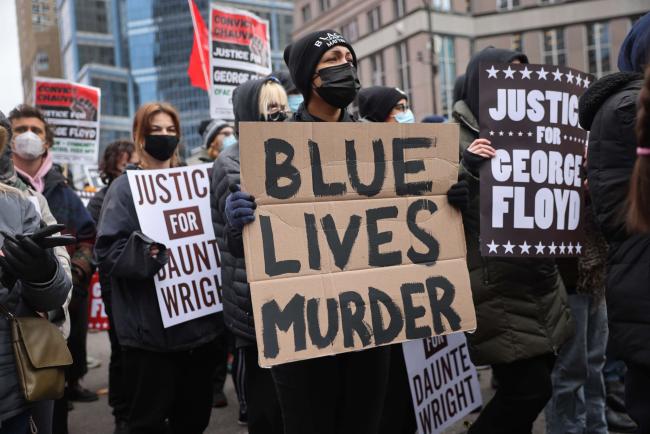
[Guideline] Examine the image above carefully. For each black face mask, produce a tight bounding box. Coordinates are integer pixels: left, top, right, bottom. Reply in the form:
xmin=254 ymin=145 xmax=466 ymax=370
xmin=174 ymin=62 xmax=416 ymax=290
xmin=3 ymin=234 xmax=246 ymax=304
xmin=266 ymin=111 xmax=288 ymax=122
xmin=314 ymin=63 xmax=361 ymax=109
xmin=144 ymin=134 xmax=179 ymax=161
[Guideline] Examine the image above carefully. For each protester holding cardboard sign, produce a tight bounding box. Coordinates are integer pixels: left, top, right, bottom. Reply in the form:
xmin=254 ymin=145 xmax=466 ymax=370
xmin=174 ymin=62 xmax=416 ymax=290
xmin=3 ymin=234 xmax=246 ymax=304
xmin=95 ymin=103 xmax=223 ymax=434
xmin=453 ymin=48 xmax=573 ymax=433
xmin=211 ymin=76 xmax=289 ymax=432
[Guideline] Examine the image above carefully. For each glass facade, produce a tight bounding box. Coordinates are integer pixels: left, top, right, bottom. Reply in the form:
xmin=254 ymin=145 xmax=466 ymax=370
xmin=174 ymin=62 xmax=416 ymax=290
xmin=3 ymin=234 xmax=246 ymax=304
xmin=435 ymin=35 xmax=456 ymax=118
xmin=587 ymin=21 xmax=611 ymax=78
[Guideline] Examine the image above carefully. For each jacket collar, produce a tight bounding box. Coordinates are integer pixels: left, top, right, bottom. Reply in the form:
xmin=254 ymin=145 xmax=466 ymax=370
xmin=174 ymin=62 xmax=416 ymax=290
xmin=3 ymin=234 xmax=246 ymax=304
xmin=452 ymin=100 xmax=479 ymax=134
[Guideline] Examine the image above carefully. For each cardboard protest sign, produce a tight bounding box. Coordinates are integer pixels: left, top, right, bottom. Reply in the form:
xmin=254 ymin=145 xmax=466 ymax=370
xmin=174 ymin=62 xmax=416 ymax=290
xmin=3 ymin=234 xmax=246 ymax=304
xmin=479 ymin=64 xmax=592 ymax=257
xmin=127 ymin=164 xmax=222 ymax=328
xmin=208 ymin=5 xmax=271 ymax=120
xmin=34 ymin=78 xmax=101 ymax=166
xmin=403 ymin=334 xmax=482 ymax=434
xmin=87 ymin=272 xmax=109 ymax=331
xmin=239 ymin=122 xmax=476 ymax=367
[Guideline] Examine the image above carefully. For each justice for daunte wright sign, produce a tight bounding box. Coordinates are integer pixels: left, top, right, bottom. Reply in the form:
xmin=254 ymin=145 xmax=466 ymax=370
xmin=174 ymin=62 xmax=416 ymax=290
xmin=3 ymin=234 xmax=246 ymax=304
xmin=403 ymin=334 xmax=482 ymax=434
xmin=479 ymin=63 xmax=593 ymax=257
xmin=239 ymin=122 xmax=476 ymax=367
xmin=127 ymin=164 xmax=222 ymax=328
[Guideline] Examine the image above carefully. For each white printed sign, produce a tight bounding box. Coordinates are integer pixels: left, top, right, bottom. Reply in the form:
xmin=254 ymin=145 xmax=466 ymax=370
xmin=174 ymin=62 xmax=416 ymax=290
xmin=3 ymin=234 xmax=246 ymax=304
xmin=403 ymin=334 xmax=482 ymax=434
xmin=127 ymin=164 xmax=223 ymax=327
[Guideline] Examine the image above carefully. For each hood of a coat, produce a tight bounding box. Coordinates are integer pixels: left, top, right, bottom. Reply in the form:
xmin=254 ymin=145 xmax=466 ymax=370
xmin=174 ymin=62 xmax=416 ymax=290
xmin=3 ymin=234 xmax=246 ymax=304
xmin=618 ymin=12 xmax=650 ymax=73
xmin=233 ymin=78 xmax=267 ymax=134
xmin=578 ymin=72 xmax=644 ymax=131
xmin=462 ymin=47 xmax=528 ymax=123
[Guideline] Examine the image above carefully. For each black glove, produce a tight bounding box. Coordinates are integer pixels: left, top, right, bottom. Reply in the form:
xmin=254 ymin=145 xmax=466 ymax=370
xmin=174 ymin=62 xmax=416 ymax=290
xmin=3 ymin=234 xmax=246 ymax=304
xmin=0 ymin=231 xmax=58 ymax=285
xmin=447 ymin=180 xmax=469 ymax=211
xmin=462 ymin=147 xmax=490 ymax=177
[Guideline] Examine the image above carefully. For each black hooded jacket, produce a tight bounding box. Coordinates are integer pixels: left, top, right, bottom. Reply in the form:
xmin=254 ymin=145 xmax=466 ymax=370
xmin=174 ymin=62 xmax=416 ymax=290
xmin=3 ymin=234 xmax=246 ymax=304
xmin=580 ymin=71 xmax=646 ymax=366
xmin=95 ymin=167 xmax=222 ymax=351
xmin=210 ymin=78 xmax=266 ymax=345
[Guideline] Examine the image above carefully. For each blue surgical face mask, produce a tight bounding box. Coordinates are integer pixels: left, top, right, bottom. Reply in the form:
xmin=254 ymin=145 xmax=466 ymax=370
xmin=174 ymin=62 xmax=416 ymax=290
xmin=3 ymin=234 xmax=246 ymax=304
xmin=222 ymin=134 xmax=237 ymax=149
xmin=394 ymin=109 xmax=415 ymax=124
xmin=288 ymin=94 xmax=304 ymax=113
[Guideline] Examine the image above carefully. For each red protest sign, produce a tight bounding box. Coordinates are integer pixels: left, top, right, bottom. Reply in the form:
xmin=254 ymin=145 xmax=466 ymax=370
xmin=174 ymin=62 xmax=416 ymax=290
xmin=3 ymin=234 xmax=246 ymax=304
xmin=87 ymin=272 xmax=109 ymax=331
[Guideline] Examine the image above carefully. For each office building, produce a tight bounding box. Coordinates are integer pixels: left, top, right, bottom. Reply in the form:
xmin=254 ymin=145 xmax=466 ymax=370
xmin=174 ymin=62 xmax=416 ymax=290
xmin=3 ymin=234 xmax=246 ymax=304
xmin=294 ymin=0 xmax=648 ymax=119
xmin=15 ymin=0 xmax=63 ymax=104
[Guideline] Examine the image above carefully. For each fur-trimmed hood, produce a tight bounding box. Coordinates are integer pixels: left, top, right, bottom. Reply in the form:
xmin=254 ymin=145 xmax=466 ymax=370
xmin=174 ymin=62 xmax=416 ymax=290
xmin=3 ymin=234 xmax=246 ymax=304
xmin=579 ymin=72 xmax=644 ymax=131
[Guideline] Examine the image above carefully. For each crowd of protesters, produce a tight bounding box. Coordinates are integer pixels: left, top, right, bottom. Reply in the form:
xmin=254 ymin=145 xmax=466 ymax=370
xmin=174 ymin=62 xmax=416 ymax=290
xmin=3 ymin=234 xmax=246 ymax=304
xmin=0 ymin=10 xmax=649 ymax=434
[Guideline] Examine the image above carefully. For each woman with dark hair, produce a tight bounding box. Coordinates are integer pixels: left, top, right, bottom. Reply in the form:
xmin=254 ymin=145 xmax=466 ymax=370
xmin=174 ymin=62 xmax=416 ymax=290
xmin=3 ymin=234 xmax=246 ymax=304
xmin=606 ymin=66 xmax=650 ymax=433
xmin=95 ymin=103 xmax=223 ymax=434
xmin=86 ymin=140 xmax=136 ymax=434
xmin=453 ymin=47 xmax=572 ymax=434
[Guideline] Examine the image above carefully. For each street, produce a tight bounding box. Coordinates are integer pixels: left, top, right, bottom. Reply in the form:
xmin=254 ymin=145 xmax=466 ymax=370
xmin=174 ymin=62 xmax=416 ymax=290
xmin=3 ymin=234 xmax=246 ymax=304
xmin=69 ymin=331 xmax=547 ymax=434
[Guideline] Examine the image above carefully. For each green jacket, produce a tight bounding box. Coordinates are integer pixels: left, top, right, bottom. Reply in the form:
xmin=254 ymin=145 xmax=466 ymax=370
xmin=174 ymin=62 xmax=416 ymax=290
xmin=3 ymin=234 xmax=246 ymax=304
xmin=453 ymin=100 xmax=573 ymax=365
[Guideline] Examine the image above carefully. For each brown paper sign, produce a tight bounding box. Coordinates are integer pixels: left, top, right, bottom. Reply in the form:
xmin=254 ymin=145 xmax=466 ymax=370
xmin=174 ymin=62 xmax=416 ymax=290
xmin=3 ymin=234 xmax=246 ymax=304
xmin=239 ymin=122 xmax=476 ymax=367
xmin=479 ymin=63 xmax=592 ymax=257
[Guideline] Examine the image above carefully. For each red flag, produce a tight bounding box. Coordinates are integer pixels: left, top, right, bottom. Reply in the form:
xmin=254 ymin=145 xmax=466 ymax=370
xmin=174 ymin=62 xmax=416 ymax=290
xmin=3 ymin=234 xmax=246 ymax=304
xmin=187 ymin=0 xmax=210 ymax=91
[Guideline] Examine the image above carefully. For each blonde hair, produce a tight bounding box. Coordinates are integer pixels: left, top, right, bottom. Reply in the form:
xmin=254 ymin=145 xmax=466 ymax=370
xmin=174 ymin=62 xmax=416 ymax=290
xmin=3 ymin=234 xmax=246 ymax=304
xmin=132 ymin=102 xmax=182 ymax=168
xmin=258 ymin=81 xmax=289 ymax=118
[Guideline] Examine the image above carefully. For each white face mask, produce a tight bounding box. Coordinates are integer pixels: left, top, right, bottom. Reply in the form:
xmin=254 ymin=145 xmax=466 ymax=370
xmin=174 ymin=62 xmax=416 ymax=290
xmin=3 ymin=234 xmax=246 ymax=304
xmin=14 ymin=131 xmax=45 ymax=160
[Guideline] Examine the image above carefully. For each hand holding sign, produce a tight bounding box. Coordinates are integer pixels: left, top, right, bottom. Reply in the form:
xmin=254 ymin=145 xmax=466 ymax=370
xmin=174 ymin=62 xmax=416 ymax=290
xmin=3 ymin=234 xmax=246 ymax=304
xmin=225 ymin=184 xmax=256 ymax=230
xmin=463 ymin=139 xmax=495 ymax=176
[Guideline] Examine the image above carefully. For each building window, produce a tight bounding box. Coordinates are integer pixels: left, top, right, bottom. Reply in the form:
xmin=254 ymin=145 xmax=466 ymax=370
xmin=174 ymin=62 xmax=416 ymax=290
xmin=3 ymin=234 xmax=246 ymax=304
xmin=394 ymin=0 xmax=406 ymax=18
xmin=35 ymin=51 xmax=49 ymax=72
xmin=539 ymin=0 xmax=561 ymax=4
xmin=435 ymin=35 xmax=456 ymax=117
xmin=433 ymin=0 xmax=451 ymax=11
xmin=370 ymin=52 xmax=385 ymax=86
xmin=511 ymin=33 xmax=522 ymax=52
xmin=497 ymin=0 xmax=520 ymax=11
xmin=341 ymin=20 xmax=359 ymax=42
xmin=367 ymin=7 xmax=381 ymax=33
xmin=302 ymin=4 xmax=312 ymax=23
xmin=75 ymin=0 xmax=109 ymax=34
xmin=587 ymin=22 xmax=611 ymax=78
xmin=78 ymin=45 xmax=115 ymax=67
xmin=542 ymin=28 xmax=566 ymax=66
xmin=319 ymin=0 xmax=331 ymax=12
xmin=396 ymin=42 xmax=411 ymax=98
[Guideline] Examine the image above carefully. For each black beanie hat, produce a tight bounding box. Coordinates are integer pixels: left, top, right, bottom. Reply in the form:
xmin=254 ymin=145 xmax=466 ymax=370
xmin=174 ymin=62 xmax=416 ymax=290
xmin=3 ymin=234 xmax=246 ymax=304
xmin=284 ymin=30 xmax=357 ymax=101
xmin=357 ymin=86 xmax=407 ymax=122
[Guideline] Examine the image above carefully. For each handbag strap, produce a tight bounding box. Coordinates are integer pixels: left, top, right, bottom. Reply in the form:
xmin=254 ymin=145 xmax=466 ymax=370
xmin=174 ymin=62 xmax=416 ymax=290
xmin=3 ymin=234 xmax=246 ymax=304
xmin=0 ymin=301 xmax=15 ymax=320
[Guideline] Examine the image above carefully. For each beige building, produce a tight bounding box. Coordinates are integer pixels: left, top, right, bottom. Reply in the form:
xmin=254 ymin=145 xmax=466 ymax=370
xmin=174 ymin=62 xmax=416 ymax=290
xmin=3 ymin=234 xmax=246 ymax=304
xmin=294 ymin=0 xmax=648 ymax=119
xmin=15 ymin=0 xmax=62 ymax=104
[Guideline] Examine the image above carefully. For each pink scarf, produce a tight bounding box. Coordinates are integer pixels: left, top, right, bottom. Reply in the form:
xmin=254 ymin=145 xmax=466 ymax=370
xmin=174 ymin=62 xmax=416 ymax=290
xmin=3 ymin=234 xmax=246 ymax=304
xmin=15 ymin=152 xmax=54 ymax=193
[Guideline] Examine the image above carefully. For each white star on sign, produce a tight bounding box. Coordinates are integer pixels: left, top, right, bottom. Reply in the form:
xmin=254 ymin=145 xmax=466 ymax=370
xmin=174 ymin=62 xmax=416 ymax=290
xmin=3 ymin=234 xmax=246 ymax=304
xmin=503 ymin=241 xmax=515 ymax=254
xmin=575 ymin=243 xmax=583 ymax=254
xmin=583 ymin=77 xmax=591 ymax=88
xmin=499 ymin=131 xmax=504 ymax=136
xmin=489 ymin=130 xmax=495 ymax=136
xmin=486 ymin=65 xmax=499 ymax=78
xmin=535 ymin=242 xmax=546 ymax=254
xmin=564 ymin=134 xmax=567 ymax=140
xmin=552 ymin=68 xmax=564 ymax=81
xmin=566 ymin=70 xmax=575 ymax=83
xmin=536 ymin=67 xmax=548 ymax=80
xmin=559 ymin=242 xmax=566 ymax=254
xmin=548 ymin=242 xmax=558 ymax=254
xmin=519 ymin=241 xmax=531 ymax=254
xmin=503 ymin=66 xmax=516 ymax=79
xmin=576 ymin=74 xmax=583 ymax=86
xmin=527 ymin=131 xmax=533 ymax=137
xmin=520 ymin=66 xmax=532 ymax=79
xmin=487 ymin=240 xmax=499 ymax=254
xmin=518 ymin=131 xmax=523 ymax=137
xmin=508 ymin=131 xmax=514 ymax=136
xmin=567 ymin=243 xmax=574 ymax=254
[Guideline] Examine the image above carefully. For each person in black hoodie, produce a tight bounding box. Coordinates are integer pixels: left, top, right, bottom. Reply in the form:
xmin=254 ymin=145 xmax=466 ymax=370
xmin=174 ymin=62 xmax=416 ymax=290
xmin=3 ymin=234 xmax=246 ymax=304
xmin=86 ymin=140 xmax=137 ymax=434
xmin=581 ymin=12 xmax=650 ymax=433
xmin=453 ymin=47 xmax=573 ymax=434
xmin=95 ymin=102 xmax=222 ymax=434
xmin=227 ymin=31 xmax=468 ymax=434
xmin=210 ymin=76 xmax=288 ymax=433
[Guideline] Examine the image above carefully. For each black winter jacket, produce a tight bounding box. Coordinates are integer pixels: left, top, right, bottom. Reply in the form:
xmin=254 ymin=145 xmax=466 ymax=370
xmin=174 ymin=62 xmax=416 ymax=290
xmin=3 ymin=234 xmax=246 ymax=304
xmin=581 ymin=71 xmax=645 ymax=366
xmin=95 ymin=171 xmax=222 ymax=351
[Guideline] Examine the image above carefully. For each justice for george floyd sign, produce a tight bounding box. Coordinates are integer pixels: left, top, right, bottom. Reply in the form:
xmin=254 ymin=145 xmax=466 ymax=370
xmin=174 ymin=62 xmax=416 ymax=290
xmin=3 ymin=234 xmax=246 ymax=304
xmin=239 ymin=122 xmax=476 ymax=367
xmin=128 ymin=164 xmax=223 ymax=328
xmin=403 ymin=334 xmax=482 ymax=434
xmin=479 ymin=63 xmax=592 ymax=257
